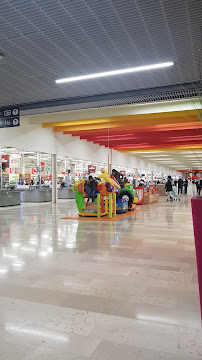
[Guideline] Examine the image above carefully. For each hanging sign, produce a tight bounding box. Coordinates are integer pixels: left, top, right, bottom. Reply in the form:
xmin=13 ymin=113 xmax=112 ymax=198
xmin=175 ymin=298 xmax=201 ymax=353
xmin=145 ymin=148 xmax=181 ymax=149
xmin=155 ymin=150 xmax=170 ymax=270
xmin=0 ymin=107 xmax=20 ymax=128
xmin=10 ymin=168 xmax=17 ymax=174
xmin=88 ymin=165 xmax=96 ymax=173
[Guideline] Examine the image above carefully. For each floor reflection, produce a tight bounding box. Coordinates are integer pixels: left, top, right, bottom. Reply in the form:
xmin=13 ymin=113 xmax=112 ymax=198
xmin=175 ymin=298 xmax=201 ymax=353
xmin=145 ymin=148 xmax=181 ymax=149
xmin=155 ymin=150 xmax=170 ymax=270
xmin=0 ymin=196 xmax=201 ymax=359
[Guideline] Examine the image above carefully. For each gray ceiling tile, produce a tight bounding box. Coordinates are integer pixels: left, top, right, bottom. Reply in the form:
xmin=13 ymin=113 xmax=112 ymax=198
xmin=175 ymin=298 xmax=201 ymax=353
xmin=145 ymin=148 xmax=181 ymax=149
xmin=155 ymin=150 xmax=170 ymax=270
xmin=0 ymin=0 xmax=201 ymax=106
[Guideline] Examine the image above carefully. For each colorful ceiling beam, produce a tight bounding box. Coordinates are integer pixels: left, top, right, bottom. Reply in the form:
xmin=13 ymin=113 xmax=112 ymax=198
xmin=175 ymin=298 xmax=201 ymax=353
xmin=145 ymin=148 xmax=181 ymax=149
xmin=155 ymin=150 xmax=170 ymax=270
xmin=42 ymin=110 xmax=198 ymax=129
xmin=51 ymin=116 xmax=199 ymax=132
xmin=42 ymin=109 xmax=202 ymax=153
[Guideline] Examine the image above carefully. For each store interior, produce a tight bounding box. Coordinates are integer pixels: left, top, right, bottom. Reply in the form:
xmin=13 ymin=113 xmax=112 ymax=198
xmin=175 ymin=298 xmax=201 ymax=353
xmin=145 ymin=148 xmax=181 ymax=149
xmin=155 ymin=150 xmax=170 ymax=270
xmin=0 ymin=146 xmax=179 ymax=190
xmin=1 ymin=0 xmax=202 ymax=357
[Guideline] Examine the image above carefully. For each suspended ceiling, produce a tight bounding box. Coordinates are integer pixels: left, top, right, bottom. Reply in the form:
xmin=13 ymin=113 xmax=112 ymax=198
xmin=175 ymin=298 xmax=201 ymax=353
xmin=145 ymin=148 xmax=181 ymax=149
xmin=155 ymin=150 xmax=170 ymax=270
xmin=0 ymin=0 xmax=202 ymax=108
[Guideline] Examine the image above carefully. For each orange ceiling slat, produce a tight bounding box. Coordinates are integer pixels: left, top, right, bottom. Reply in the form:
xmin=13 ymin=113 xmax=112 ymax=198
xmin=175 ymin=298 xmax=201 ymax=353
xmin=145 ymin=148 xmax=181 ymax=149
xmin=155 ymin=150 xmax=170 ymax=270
xmin=62 ymin=121 xmax=202 ymax=137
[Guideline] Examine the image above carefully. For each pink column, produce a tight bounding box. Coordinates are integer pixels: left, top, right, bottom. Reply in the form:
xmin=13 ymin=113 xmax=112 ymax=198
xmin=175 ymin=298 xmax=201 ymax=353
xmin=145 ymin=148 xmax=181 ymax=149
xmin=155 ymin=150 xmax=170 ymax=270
xmin=191 ymin=197 xmax=202 ymax=321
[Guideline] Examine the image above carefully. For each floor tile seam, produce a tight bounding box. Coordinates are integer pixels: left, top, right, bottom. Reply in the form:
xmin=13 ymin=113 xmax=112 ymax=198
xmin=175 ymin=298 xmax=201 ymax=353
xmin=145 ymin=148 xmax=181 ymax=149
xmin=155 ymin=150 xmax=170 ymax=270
xmin=128 ymin=268 xmax=194 ymax=279
xmin=0 ymin=291 xmax=190 ymax=326
xmin=8 ymin=310 xmax=188 ymax=348
xmin=49 ymin=265 xmax=193 ymax=276
xmin=25 ymin=346 xmax=89 ymax=360
xmin=87 ymin=326 xmax=181 ymax=356
xmin=2 ymin=333 xmax=100 ymax=358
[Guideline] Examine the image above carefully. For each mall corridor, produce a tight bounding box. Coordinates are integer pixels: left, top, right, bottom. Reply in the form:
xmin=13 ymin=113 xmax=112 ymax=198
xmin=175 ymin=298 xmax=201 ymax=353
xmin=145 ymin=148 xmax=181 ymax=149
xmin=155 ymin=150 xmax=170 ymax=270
xmin=0 ymin=196 xmax=201 ymax=360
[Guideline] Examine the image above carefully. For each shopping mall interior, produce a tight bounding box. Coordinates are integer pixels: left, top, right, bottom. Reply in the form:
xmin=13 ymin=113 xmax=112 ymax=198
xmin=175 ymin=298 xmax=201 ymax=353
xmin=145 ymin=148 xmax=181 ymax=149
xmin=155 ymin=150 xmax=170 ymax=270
xmin=0 ymin=1 xmax=202 ymax=359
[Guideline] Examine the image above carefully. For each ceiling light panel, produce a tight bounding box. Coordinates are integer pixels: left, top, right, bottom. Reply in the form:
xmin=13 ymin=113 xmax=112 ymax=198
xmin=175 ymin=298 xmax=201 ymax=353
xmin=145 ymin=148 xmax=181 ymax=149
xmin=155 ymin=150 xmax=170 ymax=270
xmin=56 ymin=62 xmax=174 ymax=84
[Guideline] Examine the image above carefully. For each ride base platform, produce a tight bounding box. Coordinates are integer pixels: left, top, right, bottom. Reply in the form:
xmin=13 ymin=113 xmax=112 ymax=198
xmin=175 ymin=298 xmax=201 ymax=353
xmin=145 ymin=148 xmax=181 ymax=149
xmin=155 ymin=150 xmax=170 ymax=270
xmin=62 ymin=208 xmax=142 ymax=222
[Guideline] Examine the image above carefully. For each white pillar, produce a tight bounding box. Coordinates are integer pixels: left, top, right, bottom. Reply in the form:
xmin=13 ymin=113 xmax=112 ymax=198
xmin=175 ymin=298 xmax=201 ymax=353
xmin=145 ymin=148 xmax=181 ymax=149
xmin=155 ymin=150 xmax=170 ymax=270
xmin=52 ymin=154 xmax=57 ymax=203
xmin=108 ymin=149 xmax=112 ymax=175
xmin=64 ymin=156 xmax=68 ymax=183
xmin=37 ymin=152 xmax=41 ymax=186
xmin=135 ymin=168 xmax=138 ymax=187
xmin=151 ymin=171 xmax=154 ymax=185
xmin=21 ymin=154 xmax=25 ymax=184
xmin=0 ymin=147 xmax=2 ymax=190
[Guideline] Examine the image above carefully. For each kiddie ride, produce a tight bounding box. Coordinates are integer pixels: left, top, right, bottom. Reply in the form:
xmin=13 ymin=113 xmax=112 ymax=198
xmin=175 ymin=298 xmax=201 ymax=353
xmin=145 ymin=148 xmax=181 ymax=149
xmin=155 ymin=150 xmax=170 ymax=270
xmin=72 ymin=169 xmax=138 ymax=218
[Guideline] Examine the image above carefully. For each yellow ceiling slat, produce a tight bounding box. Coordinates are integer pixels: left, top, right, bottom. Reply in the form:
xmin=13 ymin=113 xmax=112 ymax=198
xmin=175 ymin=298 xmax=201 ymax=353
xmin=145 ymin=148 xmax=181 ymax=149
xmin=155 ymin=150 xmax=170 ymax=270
xmin=42 ymin=110 xmax=198 ymax=128
xmin=52 ymin=117 xmax=200 ymax=132
xmin=118 ymin=145 xmax=202 ymax=153
xmin=42 ymin=118 xmax=111 ymax=128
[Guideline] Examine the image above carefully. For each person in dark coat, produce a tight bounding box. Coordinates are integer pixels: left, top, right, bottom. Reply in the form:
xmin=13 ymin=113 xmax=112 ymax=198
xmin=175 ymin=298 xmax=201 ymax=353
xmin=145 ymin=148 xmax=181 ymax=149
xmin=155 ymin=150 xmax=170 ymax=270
xmin=111 ymin=169 xmax=124 ymax=186
xmin=87 ymin=176 xmax=97 ymax=202
xmin=178 ymin=178 xmax=183 ymax=195
xmin=199 ymin=179 xmax=202 ymax=196
xmin=183 ymin=179 xmax=188 ymax=194
xmin=165 ymin=176 xmax=173 ymax=192
xmin=165 ymin=176 xmax=173 ymax=200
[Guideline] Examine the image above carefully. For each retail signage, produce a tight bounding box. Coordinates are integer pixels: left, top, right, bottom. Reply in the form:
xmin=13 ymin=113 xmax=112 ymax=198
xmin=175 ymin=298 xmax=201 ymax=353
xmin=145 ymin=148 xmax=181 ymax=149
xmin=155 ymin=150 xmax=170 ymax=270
xmin=120 ymin=170 xmax=126 ymax=176
xmin=10 ymin=154 xmax=21 ymax=166
xmin=88 ymin=165 xmax=96 ymax=173
xmin=31 ymin=168 xmax=38 ymax=175
xmin=10 ymin=168 xmax=17 ymax=174
xmin=0 ymin=107 xmax=20 ymax=128
xmin=41 ymin=162 xmax=45 ymax=172
xmin=1 ymin=155 xmax=9 ymax=169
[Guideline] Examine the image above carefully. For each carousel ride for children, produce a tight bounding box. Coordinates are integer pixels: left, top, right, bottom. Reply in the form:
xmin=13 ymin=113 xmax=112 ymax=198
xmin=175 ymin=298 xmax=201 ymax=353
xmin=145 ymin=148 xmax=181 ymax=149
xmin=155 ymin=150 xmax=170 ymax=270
xmin=72 ymin=169 xmax=138 ymax=219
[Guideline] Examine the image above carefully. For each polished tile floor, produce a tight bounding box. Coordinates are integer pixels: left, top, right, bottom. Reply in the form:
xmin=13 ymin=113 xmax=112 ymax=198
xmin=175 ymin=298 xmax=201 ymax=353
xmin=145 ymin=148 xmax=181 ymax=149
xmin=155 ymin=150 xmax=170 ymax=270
xmin=0 ymin=192 xmax=201 ymax=359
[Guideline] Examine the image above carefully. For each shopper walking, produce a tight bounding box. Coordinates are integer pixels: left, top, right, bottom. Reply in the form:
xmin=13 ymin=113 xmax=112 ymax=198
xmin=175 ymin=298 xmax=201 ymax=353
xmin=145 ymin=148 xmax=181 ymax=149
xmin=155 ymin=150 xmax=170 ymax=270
xmin=199 ymin=178 xmax=202 ymax=196
xmin=178 ymin=178 xmax=183 ymax=195
xmin=165 ymin=175 xmax=173 ymax=200
xmin=184 ymin=178 xmax=188 ymax=195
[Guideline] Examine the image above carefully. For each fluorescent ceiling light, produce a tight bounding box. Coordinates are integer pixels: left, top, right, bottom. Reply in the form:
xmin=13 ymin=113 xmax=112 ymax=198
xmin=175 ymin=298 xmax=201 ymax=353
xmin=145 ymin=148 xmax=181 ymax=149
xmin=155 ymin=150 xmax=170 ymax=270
xmin=56 ymin=62 xmax=174 ymax=84
xmin=143 ymin=155 xmax=170 ymax=157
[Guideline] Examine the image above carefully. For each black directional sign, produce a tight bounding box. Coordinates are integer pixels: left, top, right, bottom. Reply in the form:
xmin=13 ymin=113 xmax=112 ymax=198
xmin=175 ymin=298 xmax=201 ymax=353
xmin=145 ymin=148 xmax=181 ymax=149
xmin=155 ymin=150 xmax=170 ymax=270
xmin=0 ymin=107 xmax=20 ymax=128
